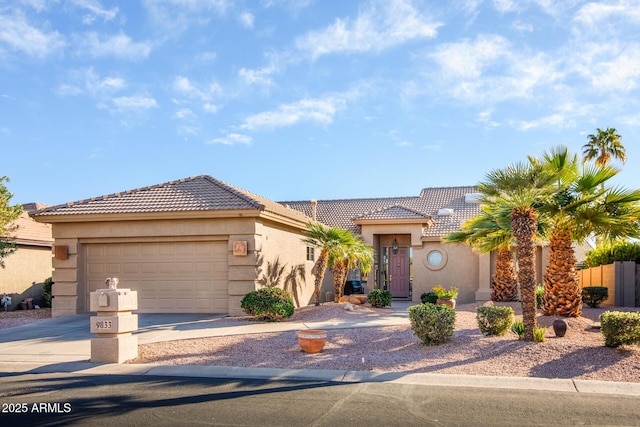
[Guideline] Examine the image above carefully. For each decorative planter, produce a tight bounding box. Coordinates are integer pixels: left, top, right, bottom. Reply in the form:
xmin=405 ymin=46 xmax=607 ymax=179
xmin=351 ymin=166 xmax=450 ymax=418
xmin=297 ymin=329 xmax=327 ymax=353
xmin=553 ymin=319 xmax=568 ymax=337
xmin=437 ymin=297 xmax=456 ymax=309
xmin=352 ymin=294 xmax=367 ymax=304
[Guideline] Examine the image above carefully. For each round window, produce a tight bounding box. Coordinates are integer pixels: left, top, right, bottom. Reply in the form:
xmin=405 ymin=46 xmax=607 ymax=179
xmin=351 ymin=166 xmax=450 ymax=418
xmin=424 ymin=249 xmax=447 ymax=271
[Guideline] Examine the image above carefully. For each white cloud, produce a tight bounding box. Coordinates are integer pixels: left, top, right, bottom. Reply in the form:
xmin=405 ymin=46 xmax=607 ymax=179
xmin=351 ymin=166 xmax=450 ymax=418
xmin=112 ymin=95 xmax=158 ymax=112
xmin=575 ymin=1 xmax=640 ymax=27
xmin=239 ymin=96 xmax=346 ymax=130
xmin=203 ymin=103 xmax=218 ymax=114
xmin=430 ymin=34 xmax=511 ymax=79
xmin=174 ymin=108 xmax=195 ymax=119
xmin=239 ymin=67 xmax=275 ymax=87
xmin=57 ymin=68 xmax=125 ymax=97
xmin=143 ymin=0 xmax=231 ymax=36
xmin=173 ymin=76 xmax=222 ymax=101
xmin=0 ymin=11 xmax=65 ymax=58
xmin=238 ymin=11 xmax=255 ymax=29
xmin=295 ymin=0 xmax=441 ymax=59
xmin=208 ymin=133 xmax=252 ymax=145
xmin=570 ymin=43 xmax=640 ymax=92
xmin=76 ymin=31 xmax=151 ymax=59
xmin=69 ymin=0 xmax=119 ymax=24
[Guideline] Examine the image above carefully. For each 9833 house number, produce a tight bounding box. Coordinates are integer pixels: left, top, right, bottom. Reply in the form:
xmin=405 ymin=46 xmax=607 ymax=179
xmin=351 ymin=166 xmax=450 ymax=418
xmin=95 ymin=320 xmax=113 ymax=329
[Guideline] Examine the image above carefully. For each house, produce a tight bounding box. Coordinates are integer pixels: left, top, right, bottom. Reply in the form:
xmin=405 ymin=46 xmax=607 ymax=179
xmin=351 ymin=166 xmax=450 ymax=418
xmin=31 ymin=176 xmax=316 ymax=317
xmin=32 ymin=174 xmax=553 ymax=317
xmin=0 ymin=203 xmax=54 ymax=309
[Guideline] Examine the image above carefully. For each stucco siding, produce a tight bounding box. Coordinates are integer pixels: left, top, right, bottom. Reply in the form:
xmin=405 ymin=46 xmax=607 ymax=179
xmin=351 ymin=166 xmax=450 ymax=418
xmin=0 ymin=245 xmax=53 ymax=308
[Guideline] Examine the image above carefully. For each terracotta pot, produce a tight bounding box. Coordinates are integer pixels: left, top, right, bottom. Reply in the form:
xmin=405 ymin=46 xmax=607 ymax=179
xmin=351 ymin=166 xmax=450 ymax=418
xmin=553 ymin=319 xmax=568 ymax=337
xmin=436 ymin=297 xmax=456 ymax=309
xmin=353 ymin=294 xmax=367 ymax=304
xmin=297 ymin=329 xmax=327 ymax=353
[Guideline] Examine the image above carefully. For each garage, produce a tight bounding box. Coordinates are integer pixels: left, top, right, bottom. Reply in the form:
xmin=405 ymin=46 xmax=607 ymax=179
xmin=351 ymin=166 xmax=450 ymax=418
xmin=85 ymin=241 xmax=229 ymax=313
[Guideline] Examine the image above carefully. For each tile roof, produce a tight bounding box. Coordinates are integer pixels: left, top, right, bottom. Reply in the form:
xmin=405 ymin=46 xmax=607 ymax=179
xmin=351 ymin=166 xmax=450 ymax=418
xmin=31 ymin=175 xmax=311 ymax=223
xmin=282 ymin=186 xmax=480 ymax=238
xmin=10 ymin=209 xmax=53 ymax=246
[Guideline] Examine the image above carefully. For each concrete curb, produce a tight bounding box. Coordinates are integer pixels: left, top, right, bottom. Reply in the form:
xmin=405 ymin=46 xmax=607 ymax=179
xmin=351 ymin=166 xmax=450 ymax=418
xmin=3 ymin=362 xmax=639 ymax=396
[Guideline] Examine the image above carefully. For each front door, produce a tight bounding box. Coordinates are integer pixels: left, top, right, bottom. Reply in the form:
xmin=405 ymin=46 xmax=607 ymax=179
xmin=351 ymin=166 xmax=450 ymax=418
xmin=388 ymin=247 xmax=410 ymax=298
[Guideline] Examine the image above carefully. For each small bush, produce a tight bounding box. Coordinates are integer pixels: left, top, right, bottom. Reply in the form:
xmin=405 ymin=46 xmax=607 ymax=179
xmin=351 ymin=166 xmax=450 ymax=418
xmin=476 ymin=306 xmax=515 ymax=336
xmin=420 ymin=291 xmax=438 ymax=304
xmin=511 ymin=321 xmax=525 ymax=340
xmin=536 ymin=285 xmax=544 ymax=309
xmin=42 ymin=277 xmax=54 ymax=308
xmin=240 ymin=287 xmax=294 ymax=321
xmin=582 ymin=286 xmax=608 ymax=308
xmin=368 ymin=289 xmax=392 ymax=308
xmin=533 ymin=326 xmax=546 ymax=342
xmin=409 ymin=303 xmax=456 ymax=345
xmin=600 ymin=311 xmax=640 ymax=348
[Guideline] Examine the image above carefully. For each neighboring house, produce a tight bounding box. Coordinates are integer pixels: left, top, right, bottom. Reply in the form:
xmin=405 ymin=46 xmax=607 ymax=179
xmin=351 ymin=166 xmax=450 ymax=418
xmin=31 ymin=176 xmax=316 ymax=317
xmin=0 ymin=203 xmax=54 ymax=309
xmin=32 ymin=175 xmax=558 ymax=317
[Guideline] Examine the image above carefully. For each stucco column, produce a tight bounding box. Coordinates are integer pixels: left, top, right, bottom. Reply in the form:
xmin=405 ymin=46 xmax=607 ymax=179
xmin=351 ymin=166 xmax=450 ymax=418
xmin=475 ymin=253 xmax=491 ymax=301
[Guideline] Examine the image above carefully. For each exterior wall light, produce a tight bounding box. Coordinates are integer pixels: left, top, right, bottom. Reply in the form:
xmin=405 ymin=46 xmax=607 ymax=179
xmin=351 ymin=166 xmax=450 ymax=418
xmin=392 ymin=237 xmax=398 ymax=254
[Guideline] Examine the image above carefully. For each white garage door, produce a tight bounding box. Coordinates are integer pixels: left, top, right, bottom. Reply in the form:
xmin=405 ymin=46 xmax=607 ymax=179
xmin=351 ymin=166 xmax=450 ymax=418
xmin=85 ymin=242 xmax=228 ymax=313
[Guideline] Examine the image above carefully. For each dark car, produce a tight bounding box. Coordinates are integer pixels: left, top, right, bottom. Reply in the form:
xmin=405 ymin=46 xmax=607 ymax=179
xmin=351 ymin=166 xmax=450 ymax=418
xmin=344 ymin=280 xmax=363 ymax=295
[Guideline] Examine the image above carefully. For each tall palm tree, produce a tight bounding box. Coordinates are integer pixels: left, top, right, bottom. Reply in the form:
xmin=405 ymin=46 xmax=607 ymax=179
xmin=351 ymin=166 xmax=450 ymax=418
xmin=478 ymin=160 xmax=558 ymax=341
xmin=582 ymin=127 xmax=626 ymax=168
xmin=302 ymin=224 xmax=350 ymax=306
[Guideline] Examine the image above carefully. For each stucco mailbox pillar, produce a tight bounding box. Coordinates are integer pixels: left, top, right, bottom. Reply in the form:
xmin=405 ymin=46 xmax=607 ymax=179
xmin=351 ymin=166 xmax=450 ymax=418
xmin=89 ymin=278 xmax=138 ymax=363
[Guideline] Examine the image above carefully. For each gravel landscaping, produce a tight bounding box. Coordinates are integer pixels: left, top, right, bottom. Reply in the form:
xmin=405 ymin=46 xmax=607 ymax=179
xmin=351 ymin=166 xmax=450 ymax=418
xmin=129 ymin=302 xmax=640 ymax=383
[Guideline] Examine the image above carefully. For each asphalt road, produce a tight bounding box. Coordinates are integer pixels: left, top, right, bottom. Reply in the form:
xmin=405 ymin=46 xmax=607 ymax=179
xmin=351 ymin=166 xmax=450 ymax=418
xmin=1 ymin=373 xmax=639 ymax=426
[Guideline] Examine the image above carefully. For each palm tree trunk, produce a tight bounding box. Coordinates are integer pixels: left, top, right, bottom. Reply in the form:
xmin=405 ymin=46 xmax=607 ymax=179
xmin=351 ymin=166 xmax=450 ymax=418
xmin=511 ymin=206 xmax=538 ymax=342
xmin=542 ymin=228 xmax=582 ymax=317
xmin=492 ymin=247 xmax=518 ymax=301
xmin=333 ymin=262 xmax=346 ymax=302
xmin=312 ymin=250 xmax=328 ymax=306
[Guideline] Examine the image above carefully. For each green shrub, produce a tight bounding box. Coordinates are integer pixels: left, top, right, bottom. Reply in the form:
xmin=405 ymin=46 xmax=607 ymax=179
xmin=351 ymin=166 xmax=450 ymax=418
xmin=510 ymin=321 xmax=546 ymax=341
xmin=408 ymin=303 xmax=456 ymax=345
xmin=582 ymin=286 xmax=608 ymax=308
xmin=536 ymin=285 xmax=544 ymax=309
xmin=476 ymin=306 xmax=515 ymax=336
xmin=240 ymin=287 xmax=294 ymax=321
xmin=585 ymin=242 xmax=640 ymax=268
xmin=42 ymin=277 xmax=53 ymax=308
xmin=533 ymin=326 xmax=546 ymax=342
xmin=511 ymin=321 xmax=525 ymax=340
xmin=420 ymin=291 xmax=438 ymax=304
xmin=431 ymin=285 xmax=458 ymax=299
xmin=600 ymin=311 xmax=640 ymax=348
xmin=368 ymin=289 xmax=392 ymax=308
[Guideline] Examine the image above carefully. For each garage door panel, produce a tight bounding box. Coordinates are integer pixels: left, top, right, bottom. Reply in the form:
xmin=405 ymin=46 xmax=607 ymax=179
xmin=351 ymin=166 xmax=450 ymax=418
xmin=85 ymin=242 xmax=228 ymax=313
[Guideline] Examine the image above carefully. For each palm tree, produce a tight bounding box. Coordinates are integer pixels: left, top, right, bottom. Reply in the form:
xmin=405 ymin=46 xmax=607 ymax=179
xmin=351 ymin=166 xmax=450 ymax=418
xmin=327 ymin=233 xmax=374 ymax=302
xmin=542 ymin=175 xmax=640 ymax=316
xmin=478 ymin=160 xmax=558 ymax=341
xmin=444 ymin=207 xmax=519 ymax=302
xmin=301 ymin=223 xmax=352 ymax=306
xmin=582 ymin=127 xmax=626 ymax=168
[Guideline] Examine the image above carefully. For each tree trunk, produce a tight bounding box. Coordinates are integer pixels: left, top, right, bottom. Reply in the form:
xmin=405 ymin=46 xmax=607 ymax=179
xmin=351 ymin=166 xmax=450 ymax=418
xmin=542 ymin=228 xmax=582 ymax=317
xmin=312 ymin=250 xmax=328 ymax=306
xmin=492 ymin=247 xmax=518 ymax=302
xmin=333 ymin=262 xmax=347 ymax=302
xmin=511 ymin=206 xmax=538 ymax=342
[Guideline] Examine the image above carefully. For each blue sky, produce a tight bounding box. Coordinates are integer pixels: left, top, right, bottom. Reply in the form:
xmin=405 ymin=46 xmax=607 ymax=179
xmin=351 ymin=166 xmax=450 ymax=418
xmin=3 ymin=0 xmax=640 ymax=206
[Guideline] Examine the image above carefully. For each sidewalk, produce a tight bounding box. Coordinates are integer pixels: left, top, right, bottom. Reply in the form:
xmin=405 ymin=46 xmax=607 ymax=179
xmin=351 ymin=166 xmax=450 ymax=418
xmin=1 ymin=301 xmax=639 ymax=396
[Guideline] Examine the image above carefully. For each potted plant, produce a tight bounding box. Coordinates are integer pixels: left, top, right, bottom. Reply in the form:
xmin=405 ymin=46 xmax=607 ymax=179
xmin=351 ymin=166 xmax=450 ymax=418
xmin=432 ymin=285 xmax=458 ymax=309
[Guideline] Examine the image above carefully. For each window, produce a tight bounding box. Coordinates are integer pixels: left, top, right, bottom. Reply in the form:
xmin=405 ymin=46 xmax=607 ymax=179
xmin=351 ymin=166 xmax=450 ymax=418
xmin=424 ymin=248 xmax=447 ymax=271
xmin=306 ymin=246 xmax=315 ymax=261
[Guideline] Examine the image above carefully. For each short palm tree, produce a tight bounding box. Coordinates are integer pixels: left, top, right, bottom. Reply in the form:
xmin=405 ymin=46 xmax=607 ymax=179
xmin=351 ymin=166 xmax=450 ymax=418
xmin=536 ymin=148 xmax=640 ymax=316
xmin=444 ymin=206 xmax=519 ymax=302
xmin=328 ymin=233 xmax=373 ymax=302
xmin=302 ymin=223 xmax=351 ymax=306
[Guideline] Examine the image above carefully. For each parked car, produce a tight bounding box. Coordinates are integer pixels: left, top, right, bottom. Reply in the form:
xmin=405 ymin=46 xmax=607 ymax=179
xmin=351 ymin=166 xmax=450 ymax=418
xmin=344 ymin=280 xmax=363 ymax=295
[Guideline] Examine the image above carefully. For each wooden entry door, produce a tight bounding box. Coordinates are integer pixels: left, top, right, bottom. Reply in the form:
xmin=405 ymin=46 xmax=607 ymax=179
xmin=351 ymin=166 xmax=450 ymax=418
xmin=389 ymin=247 xmax=410 ymax=298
